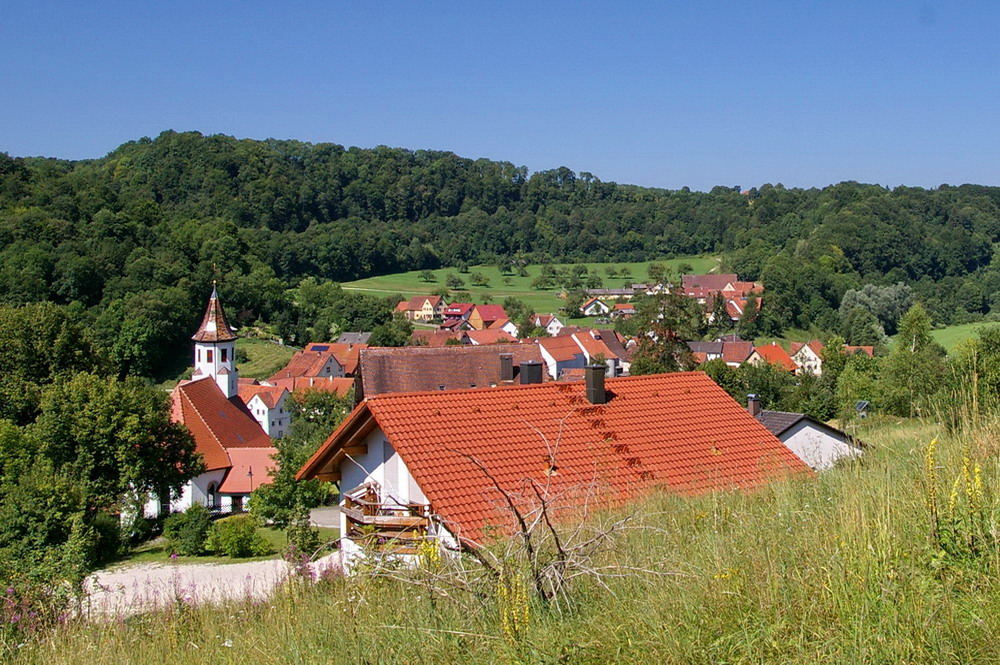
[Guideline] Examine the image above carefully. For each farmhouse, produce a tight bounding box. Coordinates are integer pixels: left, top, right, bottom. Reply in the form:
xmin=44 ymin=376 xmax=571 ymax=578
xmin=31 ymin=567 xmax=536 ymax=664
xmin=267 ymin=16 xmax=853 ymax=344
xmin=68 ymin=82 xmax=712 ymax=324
xmin=748 ymin=395 xmax=862 ymax=470
xmin=532 ymin=313 xmax=565 ymax=336
xmin=148 ymin=287 xmax=277 ymax=517
xmin=748 ymin=343 xmax=797 ymax=372
xmin=581 ymin=297 xmax=611 ymax=316
xmin=395 ymin=295 xmax=446 ymax=322
xmin=297 ymin=370 xmax=809 ymax=562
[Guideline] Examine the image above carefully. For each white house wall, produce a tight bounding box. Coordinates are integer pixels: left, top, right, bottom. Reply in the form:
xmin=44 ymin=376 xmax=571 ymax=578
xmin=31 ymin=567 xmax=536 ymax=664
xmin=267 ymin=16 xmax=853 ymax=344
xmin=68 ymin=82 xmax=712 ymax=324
xmin=781 ymin=421 xmax=861 ymax=470
xmin=143 ymin=468 xmax=228 ymax=517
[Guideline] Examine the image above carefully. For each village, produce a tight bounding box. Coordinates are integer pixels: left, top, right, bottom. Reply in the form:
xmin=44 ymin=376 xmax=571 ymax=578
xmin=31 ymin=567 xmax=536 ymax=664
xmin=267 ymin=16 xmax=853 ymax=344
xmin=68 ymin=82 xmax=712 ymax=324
xmin=150 ymin=270 xmax=874 ymax=574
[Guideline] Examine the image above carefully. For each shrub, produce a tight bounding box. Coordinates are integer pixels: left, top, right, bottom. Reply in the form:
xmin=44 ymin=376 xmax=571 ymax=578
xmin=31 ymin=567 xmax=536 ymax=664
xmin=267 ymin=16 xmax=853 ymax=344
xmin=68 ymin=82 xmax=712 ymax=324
xmin=163 ymin=504 xmax=211 ymax=556
xmin=91 ymin=512 xmax=122 ymax=564
xmin=207 ymin=514 xmax=270 ymax=558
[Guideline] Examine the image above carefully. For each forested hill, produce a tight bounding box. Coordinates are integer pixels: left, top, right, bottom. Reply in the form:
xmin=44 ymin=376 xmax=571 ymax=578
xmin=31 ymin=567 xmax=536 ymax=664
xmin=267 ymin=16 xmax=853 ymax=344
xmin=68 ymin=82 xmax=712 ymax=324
xmin=1 ymin=130 xmax=998 ymax=350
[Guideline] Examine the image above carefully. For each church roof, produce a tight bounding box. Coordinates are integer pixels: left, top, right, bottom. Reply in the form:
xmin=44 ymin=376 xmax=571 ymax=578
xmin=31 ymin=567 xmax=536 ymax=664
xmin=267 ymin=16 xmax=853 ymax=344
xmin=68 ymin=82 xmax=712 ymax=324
xmin=171 ymin=377 xmax=272 ymax=471
xmin=192 ymin=285 xmax=237 ymax=343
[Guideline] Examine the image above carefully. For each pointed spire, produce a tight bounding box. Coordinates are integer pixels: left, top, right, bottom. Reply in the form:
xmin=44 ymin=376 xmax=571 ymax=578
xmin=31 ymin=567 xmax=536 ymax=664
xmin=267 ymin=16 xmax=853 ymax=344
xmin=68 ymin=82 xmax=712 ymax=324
xmin=192 ymin=285 xmax=237 ymax=342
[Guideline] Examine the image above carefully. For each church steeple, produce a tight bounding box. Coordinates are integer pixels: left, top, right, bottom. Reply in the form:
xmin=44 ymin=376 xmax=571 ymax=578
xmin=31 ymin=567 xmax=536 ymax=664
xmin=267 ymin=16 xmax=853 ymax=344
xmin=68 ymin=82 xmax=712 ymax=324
xmin=192 ymin=284 xmax=238 ymax=398
xmin=192 ymin=284 xmax=237 ymax=343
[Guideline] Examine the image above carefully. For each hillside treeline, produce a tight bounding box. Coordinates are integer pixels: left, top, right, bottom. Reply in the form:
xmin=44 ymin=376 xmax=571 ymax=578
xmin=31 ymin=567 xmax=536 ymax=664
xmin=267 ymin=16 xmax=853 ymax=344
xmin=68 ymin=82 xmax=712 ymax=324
xmin=1 ymin=130 xmax=998 ymax=353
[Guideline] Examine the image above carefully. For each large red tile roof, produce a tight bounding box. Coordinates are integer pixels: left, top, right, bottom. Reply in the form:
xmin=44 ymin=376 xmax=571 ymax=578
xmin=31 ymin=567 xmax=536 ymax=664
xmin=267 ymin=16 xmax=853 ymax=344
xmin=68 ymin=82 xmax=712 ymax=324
xmin=473 ymin=304 xmax=508 ymax=322
xmin=299 ymin=372 xmax=809 ymax=544
xmin=171 ymin=377 xmax=272 ymax=472
xmin=191 ymin=286 xmax=237 ymax=343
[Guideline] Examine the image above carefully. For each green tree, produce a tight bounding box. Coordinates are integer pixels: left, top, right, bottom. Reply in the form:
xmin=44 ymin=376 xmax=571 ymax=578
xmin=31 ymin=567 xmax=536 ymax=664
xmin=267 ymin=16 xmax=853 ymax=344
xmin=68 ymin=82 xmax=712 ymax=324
xmin=419 ymin=270 xmax=435 ymax=283
xmin=877 ymin=304 xmax=945 ymax=416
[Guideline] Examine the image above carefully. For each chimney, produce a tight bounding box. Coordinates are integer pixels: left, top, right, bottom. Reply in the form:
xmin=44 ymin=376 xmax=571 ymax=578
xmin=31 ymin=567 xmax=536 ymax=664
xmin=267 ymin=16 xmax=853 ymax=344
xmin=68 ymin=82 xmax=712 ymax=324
xmin=519 ymin=361 xmax=543 ymax=385
xmin=747 ymin=394 xmax=761 ymax=417
xmin=499 ymin=353 xmax=514 ymax=382
xmin=585 ymin=364 xmax=607 ymax=404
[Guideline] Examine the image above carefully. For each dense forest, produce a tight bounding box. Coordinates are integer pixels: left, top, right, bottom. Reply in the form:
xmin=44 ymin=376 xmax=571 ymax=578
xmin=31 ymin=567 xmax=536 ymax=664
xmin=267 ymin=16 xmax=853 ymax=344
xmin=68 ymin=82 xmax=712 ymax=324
xmin=1 ymin=129 xmax=998 ymax=376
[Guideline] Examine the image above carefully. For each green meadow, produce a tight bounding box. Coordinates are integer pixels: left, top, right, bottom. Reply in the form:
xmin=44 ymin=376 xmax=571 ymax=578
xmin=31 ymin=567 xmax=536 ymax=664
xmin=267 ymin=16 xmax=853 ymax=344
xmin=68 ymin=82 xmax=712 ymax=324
xmin=342 ymin=257 xmax=720 ymax=315
xmin=13 ymin=415 xmax=1000 ymax=664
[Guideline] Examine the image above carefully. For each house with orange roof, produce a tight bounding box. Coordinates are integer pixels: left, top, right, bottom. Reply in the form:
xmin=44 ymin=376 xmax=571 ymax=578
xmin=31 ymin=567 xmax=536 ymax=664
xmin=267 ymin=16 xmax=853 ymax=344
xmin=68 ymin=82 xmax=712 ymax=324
xmin=536 ymin=334 xmax=587 ymax=379
xmin=297 ymin=369 xmax=809 ymax=563
xmin=790 ymin=340 xmax=825 ymax=375
xmin=468 ymin=304 xmax=508 ymax=330
xmin=267 ymin=376 xmax=355 ymax=397
xmin=581 ymin=297 xmax=611 ymax=316
xmin=147 ymin=287 xmax=277 ymax=517
xmin=396 ymin=295 xmax=446 ymax=322
xmin=486 ymin=317 xmax=519 ymax=338
xmin=747 ymin=343 xmax=798 ymax=372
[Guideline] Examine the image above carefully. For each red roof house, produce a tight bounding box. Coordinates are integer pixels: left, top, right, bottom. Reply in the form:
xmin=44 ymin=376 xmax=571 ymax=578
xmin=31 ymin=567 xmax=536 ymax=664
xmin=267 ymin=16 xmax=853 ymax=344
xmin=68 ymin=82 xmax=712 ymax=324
xmin=298 ymin=372 xmax=809 ymax=552
xmin=748 ymin=343 xmax=798 ymax=372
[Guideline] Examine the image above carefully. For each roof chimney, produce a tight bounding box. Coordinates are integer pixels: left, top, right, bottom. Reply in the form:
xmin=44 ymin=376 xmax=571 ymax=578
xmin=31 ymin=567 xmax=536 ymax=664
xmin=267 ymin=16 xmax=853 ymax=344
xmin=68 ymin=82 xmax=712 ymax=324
xmin=585 ymin=364 xmax=607 ymax=404
xmin=519 ymin=361 xmax=543 ymax=385
xmin=499 ymin=353 xmax=514 ymax=382
xmin=747 ymin=394 xmax=761 ymax=417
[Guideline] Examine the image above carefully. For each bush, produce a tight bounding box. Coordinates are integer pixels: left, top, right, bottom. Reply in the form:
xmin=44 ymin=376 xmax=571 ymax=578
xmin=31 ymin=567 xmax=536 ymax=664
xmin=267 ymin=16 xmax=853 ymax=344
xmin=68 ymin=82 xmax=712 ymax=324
xmin=207 ymin=514 xmax=271 ymax=558
xmin=163 ymin=504 xmax=211 ymax=556
xmin=91 ymin=512 xmax=122 ymax=564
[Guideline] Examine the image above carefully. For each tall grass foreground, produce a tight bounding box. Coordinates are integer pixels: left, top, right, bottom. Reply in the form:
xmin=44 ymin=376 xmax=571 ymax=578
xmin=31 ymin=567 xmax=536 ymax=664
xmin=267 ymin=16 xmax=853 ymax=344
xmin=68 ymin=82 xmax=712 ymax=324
xmin=8 ymin=416 xmax=1000 ymax=664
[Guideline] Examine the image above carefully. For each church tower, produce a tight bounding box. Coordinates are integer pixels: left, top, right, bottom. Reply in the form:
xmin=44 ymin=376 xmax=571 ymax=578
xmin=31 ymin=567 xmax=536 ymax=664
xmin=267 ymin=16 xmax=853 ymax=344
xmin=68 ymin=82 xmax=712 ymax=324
xmin=192 ymin=285 xmax=238 ymax=398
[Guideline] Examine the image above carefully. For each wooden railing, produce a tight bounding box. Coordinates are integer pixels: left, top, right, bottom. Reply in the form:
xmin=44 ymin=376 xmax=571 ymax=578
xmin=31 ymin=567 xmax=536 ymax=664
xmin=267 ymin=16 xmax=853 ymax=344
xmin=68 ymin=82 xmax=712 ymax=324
xmin=342 ymin=482 xmax=431 ymax=553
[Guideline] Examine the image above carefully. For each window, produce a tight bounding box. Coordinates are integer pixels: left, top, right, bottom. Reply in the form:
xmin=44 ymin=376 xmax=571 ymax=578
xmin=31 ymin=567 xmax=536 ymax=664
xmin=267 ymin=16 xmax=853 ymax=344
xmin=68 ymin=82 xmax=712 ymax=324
xmin=221 ymin=348 xmax=228 ymax=363
xmin=232 ymin=495 xmax=243 ymax=513
xmin=207 ymin=350 xmax=213 ymax=363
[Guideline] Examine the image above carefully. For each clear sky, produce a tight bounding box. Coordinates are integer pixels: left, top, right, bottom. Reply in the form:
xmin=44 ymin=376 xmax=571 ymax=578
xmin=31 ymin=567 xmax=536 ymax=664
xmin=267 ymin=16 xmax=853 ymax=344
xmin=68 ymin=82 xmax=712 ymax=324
xmin=2 ymin=1 xmax=998 ymax=191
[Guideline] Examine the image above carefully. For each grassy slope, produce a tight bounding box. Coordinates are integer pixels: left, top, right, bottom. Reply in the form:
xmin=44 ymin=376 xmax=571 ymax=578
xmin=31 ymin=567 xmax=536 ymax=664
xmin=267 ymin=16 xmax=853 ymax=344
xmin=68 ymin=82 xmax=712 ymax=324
xmin=16 ymin=416 xmax=1000 ymax=664
xmin=342 ymin=257 xmax=720 ymax=314
xmin=236 ymin=338 xmax=297 ymax=379
xmin=929 ymin=322 xmax=997 ymax=352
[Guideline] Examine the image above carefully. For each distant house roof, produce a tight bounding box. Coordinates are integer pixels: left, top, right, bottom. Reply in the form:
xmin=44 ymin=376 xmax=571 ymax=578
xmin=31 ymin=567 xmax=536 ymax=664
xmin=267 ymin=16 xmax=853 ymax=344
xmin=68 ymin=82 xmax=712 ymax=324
xmin=356 ymin=345 xmax=545 ymax=398
xmin=443 ymin=303 xmax=475 ymax=318
xmin=682 ymin=273 xmax=739 ymax=292
xmin=269 ymin=350 xmax=340 ymax=382
xmin=411 ymin=329 xmax=468 ymax=347
xmin=538 ymin=335 xmax=587 ymax=363
xmin=534 ymin=314 xmax=557 ymax=327
xmin=268 ymin=376 xmax=355 ymax=397
xmin=466 ymin=329 xmax=518 ymax=345
xmin=171 ymin=377 xmax=272 ymax=472
xmin=843 ymin=345 xmax=875 ymax=357
xmin=191 ymin=286 xmax=237 ymax=343
xmin=752 ymin=343 xmax=797 ymax=371
xmin=473 ymin=304 xmax=508 ymax=322
xmin=721 ymin=341 xmax=755 ymax=365
xmin=238 ymin=384 xmax=288 ymax=409
xmin=299 ymin=372 xmax=810 ymax=545
xmin=790 ymin=340 xmax=825 ymax=356
xmin=337 ymin=332 xmax=372 ymax=345
xmin=687 ymin=341 xmax=724 ymax=355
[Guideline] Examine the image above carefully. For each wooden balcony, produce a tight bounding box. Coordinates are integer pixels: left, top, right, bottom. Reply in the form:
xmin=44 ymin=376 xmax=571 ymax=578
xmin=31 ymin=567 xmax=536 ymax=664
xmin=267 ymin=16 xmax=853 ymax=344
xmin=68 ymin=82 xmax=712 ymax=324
xmin=342 ymin=482 xmax=431 ymax=553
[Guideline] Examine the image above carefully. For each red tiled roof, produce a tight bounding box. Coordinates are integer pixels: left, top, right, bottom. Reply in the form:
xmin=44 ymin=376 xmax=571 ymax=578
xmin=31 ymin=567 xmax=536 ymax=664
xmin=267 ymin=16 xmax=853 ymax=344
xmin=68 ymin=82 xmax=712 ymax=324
xmin=534 ymin=314 xmax=555 ymax=327
xmin=172 ymin=377 xmax=272 ymax=471
xmin=443 ymin=303 xmax=474 ymax=318
xmin=268 ymin=376 xmax=355 ymax=396
xmin=682 ymin=273 xmax=738 ymax=292
xmin=466 ymin=329 xmax=517 ymax=345
xmin=844 ymin=345 xmax=875 ymax=357
xmin=571 ymin=332 xmax=616 ymax=361
xmin=790 ymin=340 xmax=824 ymax=356
xmin=538 ymin=335 xmax=586 ymax=363
xmin=721 ymin=341 xmax=754 ymax=365
xmin=357 ymin=345 xmax=544 ymax=398
xmin=411 ymin=329 xmax=468 ymax=347
xmin=394 ymin=301 xmax=409 ymax=312
xmin=269 ymin=351 xmax=339 ymax=381
xmin=753 ymin=343 xmax=797 ymax=371
xmin=299 ymin=372 xmax=810 ymax=544
xmin=218 ymin=448 xmax=278 ymax=494
xmin=473 ymin=304 xmax=508 ymax=322
xmin=238 ymin=384 xmax=288 ymax=409
xmin=191 ymin=286 xmax=237 ymax=343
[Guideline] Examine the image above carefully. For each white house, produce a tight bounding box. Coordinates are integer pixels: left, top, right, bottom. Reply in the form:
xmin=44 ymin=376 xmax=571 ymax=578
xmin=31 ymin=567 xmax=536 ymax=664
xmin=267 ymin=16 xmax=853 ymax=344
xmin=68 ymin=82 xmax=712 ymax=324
xmin=532 ymin=313 xmax=565 ymax=336
xmin=147 ymin=287 xmax=277 ymax=517
xmin=239 ymin=384 xmax=292 ymax=439
xmin=581 ymin=297 xmax=611 ymax=316
xmin=790 ymin=340 xmax=824 ymax=376
xmin=748 ymin=396 xmax=862 ymax=470
xmin=297 ymin=371 xmax=809 ymax=566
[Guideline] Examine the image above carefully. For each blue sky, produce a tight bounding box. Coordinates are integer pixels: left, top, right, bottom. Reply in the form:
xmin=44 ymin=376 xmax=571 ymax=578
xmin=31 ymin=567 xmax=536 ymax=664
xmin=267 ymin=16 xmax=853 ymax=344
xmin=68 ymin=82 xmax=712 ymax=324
xmin=2 ymin=1 xmax=998 ymax=190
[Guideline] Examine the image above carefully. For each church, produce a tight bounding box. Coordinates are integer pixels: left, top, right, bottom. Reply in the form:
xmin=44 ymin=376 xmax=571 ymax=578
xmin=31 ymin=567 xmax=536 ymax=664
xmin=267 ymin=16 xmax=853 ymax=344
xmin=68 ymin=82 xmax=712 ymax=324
xmin=146 ymin=287 xmax=279 ymax=516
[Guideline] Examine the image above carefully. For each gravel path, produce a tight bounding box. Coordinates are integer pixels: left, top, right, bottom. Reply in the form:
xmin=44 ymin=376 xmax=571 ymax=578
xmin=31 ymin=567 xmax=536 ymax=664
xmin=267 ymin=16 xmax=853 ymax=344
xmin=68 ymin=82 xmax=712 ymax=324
xmin=82 ymin=552 xmax=342 ymax=617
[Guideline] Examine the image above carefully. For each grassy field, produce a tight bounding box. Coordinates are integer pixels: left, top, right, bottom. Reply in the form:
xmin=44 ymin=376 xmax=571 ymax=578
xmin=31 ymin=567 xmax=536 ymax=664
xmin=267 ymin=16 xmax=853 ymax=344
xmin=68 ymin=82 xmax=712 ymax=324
xmin=14 ymin=415 xmax=1000 ymax=664
xmin=929 ymin=321 xmax=998 ymax=352
xmin=343 ymin=256 xmax=720 ymax=314
xmin=236 ymin=338 xmax=297 ymax=379
xmin=112 ymin=526 xmax=339 ymax=568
